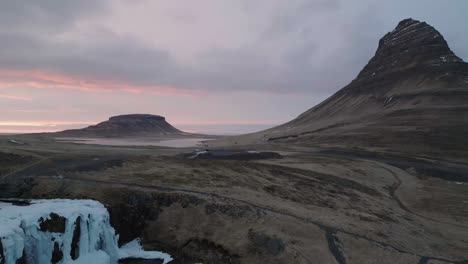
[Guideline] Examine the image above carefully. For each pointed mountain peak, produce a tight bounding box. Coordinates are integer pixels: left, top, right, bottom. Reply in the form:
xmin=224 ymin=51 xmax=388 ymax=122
xmin=393 ymin=18 xmax=421 ymax=32
xmin=356 ymin=18 xmax=463 ymax=80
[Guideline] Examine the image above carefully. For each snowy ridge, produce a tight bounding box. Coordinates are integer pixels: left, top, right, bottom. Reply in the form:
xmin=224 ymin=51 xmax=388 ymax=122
xmin=384 ymin=25 xmax=432 ymax=44
xmin=0 ymin=199 xmax=173 ymax=264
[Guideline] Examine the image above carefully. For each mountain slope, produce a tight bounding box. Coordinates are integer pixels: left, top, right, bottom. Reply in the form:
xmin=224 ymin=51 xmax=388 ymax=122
xmin=54 ymin=114 xmax=185 ymax=137
xmin=220 ymin=19 xmax=468 ymax=158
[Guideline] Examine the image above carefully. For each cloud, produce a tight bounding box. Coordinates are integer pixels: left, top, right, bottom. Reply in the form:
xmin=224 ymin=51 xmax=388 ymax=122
xmin=0 ymin=0 xmax=366 ymax=95
xmin=0 ymin=93 xmax=31 ymax=101
xmin=0 ymin=121 xmax=95 ymax=126
xmin=0 ymin=0 xmax=466 ymax=98
xmin=0 ymin=0 xmax=107 ymax=34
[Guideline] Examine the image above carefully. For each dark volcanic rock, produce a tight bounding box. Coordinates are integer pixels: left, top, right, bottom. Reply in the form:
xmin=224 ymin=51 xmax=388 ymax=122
xmin=55 ymin=114 xmax=183 ymax=137
xmin=337 ymin=17 xmax=466 ymax=97
xmin=0 ymin=240 xmax=4 ymax=264
xmin=119 ymin=259 xmax=163 ymax=264
xmin=180 ymin=239 xmax=240 ymax=264
xmin=109 ymin=192 xmax=203 ymax=246
xmin=70 ymin=216 xmax=81 ymax=260
xmin=16 ymin=250 xmax=27 ymax=264
xmin=109 ymin=200 xmax=158 ymax=246
xmin=0 ymin=199 xmax=31 ymax=206
xmin=0 ymin=152 xmax=33 ymax=167
xmin=356 ymin=18 xmax=462 ymax=81
xmin=39 ymin=213 xmax=66 ymax=233
xmin=204 ymin=203 xmax=253 ymax=218
xmin=248 ymin=229 xmax=285 ymax=256
xmin=51 ymin=242 xmax=63 ymax=264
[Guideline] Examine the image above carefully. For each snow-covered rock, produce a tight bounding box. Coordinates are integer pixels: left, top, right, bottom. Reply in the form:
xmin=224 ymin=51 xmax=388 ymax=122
xmin=119 ymin=239 xmax=172 ymax=263
xmin=0 ymin=199 xmax=172 ymax=264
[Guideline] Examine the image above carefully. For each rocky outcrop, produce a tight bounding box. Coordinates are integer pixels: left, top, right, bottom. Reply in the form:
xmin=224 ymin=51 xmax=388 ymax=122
xmin=70 ymin=216 xmax=81 ymax=260
xmin=356 ymin=18 xmax=462 ymax=82
xmin=248 ymin=229 xmax=285 ymax=256
xmin=51 ymin=242 xmax=63 ymax=264
xmin=180 ymin=239 xmax=241 ymax=264
xmin=54 ymin=114 xmax=184 ymax=137
xmin=0 ymin=240 xmax=4 ymax=264
xmin=39 ymin=213 xmax=66 ymax=233
xmin=109 ymin=192 xmax=203 ymax=246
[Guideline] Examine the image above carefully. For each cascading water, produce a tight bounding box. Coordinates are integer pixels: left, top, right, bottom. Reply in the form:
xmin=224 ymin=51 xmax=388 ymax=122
xmin=0 ymin=199 xmax=172 ymax=264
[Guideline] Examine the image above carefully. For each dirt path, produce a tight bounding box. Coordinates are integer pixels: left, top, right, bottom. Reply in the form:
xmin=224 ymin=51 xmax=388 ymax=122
xmin=1 ymin=156 xmax=53 ymax=182
xmin=376 ymin=163 xmax=468 ymax=230
xmin=293 ymin=151 xmax=468 ymax=231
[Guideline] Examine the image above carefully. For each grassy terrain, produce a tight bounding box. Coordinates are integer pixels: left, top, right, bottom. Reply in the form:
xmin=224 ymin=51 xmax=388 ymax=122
xmin=1 ymin=133 xmax=468 ymax=263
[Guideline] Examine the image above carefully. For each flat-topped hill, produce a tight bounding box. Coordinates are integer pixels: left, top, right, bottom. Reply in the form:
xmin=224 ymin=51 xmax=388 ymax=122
xmin=54 ymin=114 xmax=185 ymax=137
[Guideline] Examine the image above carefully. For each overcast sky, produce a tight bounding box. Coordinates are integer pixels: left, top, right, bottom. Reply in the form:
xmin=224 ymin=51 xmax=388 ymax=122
xmin=0 ymin=0 xmax=467 ymax=134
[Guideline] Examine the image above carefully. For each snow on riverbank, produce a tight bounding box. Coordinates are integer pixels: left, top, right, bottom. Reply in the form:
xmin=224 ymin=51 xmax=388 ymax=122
xmin=0 ymin=199 xmax=172 ymax=264
xmin=120 ymin=239 xmax=172 ymax=263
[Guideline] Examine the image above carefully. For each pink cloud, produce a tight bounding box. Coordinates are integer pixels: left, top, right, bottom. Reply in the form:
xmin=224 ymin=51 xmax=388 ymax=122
xmin=0 ymin=93 xmax=32 ymax=101
xmin=0 ymin=129 xmax=61 ymax=133
xmin=0 ymin=69 xmax=202 ymax=96
xmin=0 ymin=121 xmax=96 ymax=127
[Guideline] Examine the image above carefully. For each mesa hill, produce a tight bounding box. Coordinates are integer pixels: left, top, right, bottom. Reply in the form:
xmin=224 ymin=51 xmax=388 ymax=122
xmin=227 ymin=19 xmax=468 ymax=158
xmin=55 ymin=114 xmax=185 ymax=137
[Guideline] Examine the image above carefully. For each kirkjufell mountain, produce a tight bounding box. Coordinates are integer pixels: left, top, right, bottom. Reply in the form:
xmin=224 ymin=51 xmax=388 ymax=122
xmin=55 ymin=114 xmax=185 ymax=137
xmin=231 ymin=19 xmax=468 ymax=158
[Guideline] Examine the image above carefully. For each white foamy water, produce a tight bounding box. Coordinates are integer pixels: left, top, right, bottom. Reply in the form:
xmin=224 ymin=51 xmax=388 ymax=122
xmin=0 ymin=199 xmax=172 ymax=264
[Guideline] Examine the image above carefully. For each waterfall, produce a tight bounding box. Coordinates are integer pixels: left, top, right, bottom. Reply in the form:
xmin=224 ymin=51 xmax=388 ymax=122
xmin=0 ymin=199 xmax=172 ymax=264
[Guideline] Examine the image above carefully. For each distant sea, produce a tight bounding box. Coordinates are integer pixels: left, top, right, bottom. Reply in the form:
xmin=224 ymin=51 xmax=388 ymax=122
xmin=0 ymin=123 xmax=279 ymax=136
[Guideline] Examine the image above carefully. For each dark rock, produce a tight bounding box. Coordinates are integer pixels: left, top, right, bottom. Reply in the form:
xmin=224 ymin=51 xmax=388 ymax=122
xmin=51 ymin=242 xmax=63 ymax=264
xmin=151 ymin=193 xmax=203 ymax=209
xmin=109 ymin=192 xmax=204 ymax=246
xmin=356 ymin=18 xmax=462 ymax=83
xmin=55 ymin=114 xmax=183 ymax=137
xmin=108 ymin=114 xmax=165 ymax=122
xmin=0 ymin=152 xmax=33 ymax=167
xmin=119 ymin=258 xmax=163 ymax=264
xmin=15 ymin=250 xmax=26 ymax=264
xmin=0 ymin=240 xmax=4 ymax=264
xmin=70 ymin=216 xmax=81 ymax=260
xmin=180 ymin=239 xmax=240 ymax=264
xmin=39 ymin=213 xmax=66 ymax=233
xmin=0 ymin=199 xmax=31 ymax=206
xmin=325 ymin=229 xmax=347 ymax=264
xmin=0 ymin=152 xmax=33 ymax=178
xmin=248 ymin=229 xmax=285 ymax=256
xmin=109 ymin=203 xmax=149 ymax=247
xmin=204 ymin=204 xmax=252 ymax=218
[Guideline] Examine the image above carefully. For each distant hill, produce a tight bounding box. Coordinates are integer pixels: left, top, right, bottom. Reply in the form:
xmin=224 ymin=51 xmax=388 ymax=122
xmin=225 ymin=19 xmax=468 ymax=158
xmin=54 ymin=114 xmax=186 ymax=137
